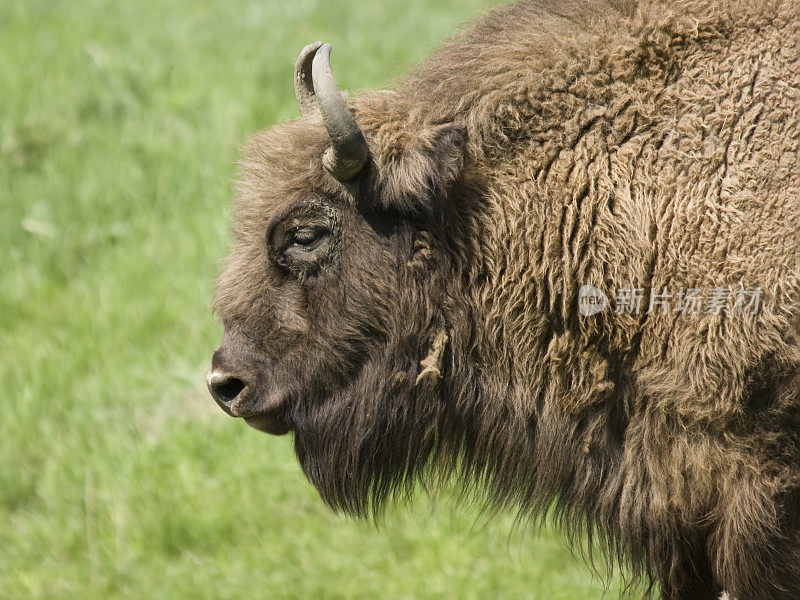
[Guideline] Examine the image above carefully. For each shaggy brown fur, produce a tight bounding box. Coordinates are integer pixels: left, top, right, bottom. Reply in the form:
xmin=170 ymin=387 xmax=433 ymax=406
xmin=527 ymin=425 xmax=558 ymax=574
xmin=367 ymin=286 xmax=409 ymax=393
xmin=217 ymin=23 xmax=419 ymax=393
xmin=210 ymin=1 xmax=800 ymax=598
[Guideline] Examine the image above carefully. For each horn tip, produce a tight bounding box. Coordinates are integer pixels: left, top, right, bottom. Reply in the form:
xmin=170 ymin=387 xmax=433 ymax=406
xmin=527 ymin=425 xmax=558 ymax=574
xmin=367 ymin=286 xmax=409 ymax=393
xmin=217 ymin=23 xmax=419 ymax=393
xmin=295 ymin=41 xmax=325 ymax=72
xmin=315 ymin=43 xmax=332 ymax=61
xmin=301 ymin=41 xmax=324 ymax=54
xmin=295 ymin=42 xmax=327 ymax=116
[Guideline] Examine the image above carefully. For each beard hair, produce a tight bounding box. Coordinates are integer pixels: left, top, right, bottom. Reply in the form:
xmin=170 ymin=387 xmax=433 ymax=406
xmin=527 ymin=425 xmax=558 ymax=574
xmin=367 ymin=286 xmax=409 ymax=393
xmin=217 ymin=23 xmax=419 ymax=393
xmin=290 ymin=348 xmax=448 ymax=517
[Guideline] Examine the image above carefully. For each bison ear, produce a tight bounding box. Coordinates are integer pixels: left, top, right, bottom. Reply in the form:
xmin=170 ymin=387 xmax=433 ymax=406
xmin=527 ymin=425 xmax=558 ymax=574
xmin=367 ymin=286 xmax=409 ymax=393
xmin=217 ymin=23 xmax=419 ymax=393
xmin=371 ymin=123 xmax=467 ymax=215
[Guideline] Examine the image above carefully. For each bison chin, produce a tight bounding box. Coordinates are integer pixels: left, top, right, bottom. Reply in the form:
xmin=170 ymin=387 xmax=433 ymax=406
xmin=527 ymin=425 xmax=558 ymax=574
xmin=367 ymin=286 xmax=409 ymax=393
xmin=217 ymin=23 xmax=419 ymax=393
xmin=243 ymin=412 xmax=292 ymax=435
xmin=289 ymin=352 xmax=449 ymax=517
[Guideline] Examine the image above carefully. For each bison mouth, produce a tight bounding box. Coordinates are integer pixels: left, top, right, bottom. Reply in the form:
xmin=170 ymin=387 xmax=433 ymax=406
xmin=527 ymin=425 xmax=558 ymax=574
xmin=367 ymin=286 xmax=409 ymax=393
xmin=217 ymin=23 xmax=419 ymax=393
xmin=233 ymin=392 xmax=293 ymax=436
xmin=244 ymin=409 xmax=292 ymax=435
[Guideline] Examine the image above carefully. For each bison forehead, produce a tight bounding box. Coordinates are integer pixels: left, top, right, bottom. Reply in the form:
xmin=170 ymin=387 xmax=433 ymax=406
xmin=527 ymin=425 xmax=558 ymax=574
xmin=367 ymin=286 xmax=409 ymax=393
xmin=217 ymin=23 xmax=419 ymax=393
xmin=234 ymin=117 xmax=350 ymax=220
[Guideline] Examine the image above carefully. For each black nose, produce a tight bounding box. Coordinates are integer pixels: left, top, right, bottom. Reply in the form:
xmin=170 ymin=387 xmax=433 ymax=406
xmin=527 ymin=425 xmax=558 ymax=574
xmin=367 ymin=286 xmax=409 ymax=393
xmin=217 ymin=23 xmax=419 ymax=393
xmin=207 ymin=370 xmax=246 ymax=405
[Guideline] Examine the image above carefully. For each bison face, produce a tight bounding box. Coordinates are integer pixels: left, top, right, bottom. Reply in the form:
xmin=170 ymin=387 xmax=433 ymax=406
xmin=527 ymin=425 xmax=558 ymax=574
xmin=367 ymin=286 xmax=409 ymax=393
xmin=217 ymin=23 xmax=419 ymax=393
xmin=208 ymin=191 xmax=349 ymax=436
xmin=208 ymin=43 xmax=468 ymax=513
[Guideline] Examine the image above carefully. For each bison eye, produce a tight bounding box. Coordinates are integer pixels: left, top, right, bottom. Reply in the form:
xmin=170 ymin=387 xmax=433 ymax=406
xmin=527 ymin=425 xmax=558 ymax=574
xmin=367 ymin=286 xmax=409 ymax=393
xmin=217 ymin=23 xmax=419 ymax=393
xmin=267 ymin=203 xmax=340 ymax=276
xmin=290 ymin=226 xmax=328 ymax=248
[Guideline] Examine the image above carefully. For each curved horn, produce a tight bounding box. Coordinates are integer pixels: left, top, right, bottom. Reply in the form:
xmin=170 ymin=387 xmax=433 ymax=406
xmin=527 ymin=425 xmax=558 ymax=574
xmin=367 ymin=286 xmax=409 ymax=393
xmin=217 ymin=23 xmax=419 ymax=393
xmin=294 ymin=41 xmax=323 ymax=116
xmin=311 ymin=43 xmax=368 ymax=181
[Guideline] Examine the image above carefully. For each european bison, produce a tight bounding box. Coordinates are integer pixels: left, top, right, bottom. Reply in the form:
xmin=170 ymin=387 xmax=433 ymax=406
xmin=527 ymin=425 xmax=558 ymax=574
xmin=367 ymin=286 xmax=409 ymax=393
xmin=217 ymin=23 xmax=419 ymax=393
xmin=207 ymin=1 xmax=800 ymax=598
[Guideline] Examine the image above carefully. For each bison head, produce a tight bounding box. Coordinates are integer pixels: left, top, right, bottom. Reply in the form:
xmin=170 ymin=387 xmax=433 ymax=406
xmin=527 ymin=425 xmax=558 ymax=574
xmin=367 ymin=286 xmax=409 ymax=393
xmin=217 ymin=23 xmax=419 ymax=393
xmin=208 ymin=42 xmax=470 ymax=515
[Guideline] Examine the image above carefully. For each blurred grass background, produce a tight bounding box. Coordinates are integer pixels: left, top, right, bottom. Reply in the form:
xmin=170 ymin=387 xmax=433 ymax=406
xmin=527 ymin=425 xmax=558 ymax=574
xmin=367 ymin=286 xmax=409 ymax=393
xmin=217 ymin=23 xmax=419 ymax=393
xmin=1 ymin=0 xmax=626 ymax=597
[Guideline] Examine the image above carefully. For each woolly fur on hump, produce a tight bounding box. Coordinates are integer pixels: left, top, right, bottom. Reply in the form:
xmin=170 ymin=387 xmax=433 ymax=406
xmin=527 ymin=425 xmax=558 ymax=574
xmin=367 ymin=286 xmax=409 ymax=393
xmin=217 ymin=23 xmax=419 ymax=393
xmin=367 ymin=1 xmax=800 ymax=596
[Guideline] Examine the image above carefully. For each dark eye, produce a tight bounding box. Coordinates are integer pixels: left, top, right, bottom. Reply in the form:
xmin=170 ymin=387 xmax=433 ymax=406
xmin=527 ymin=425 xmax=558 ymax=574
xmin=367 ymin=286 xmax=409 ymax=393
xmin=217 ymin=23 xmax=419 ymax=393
xmin=290 ymin=226 xmax=328 ymax=248
xmin=266 ymin=205 xmax=340 ymax=276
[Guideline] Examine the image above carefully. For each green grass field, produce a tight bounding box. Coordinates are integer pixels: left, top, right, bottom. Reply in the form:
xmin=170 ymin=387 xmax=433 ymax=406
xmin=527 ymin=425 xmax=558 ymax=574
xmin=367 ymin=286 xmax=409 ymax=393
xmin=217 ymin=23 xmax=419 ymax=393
xmin=1 ymin=1 xmax=627 ymax=597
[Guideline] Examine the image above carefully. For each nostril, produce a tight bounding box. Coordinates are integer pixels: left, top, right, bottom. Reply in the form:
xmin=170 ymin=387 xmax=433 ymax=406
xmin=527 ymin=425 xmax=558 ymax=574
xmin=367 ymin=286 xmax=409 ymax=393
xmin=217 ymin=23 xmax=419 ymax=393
xmin=210 ymin=375 xmax=246 ymax=404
